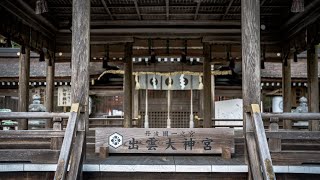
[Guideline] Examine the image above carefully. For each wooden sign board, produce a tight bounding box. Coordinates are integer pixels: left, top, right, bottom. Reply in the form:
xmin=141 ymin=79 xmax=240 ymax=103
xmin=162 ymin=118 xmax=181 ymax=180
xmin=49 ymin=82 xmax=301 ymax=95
xmin=95 ymin=128 xmax=234 ymax=154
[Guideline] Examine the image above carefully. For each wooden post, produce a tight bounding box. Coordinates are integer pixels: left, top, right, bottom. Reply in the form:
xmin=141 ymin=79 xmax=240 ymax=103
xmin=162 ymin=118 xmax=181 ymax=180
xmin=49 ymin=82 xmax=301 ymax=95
xmin=307 ymin=44 xmax=319 ymax=131
xmin=268 ymin=117 xmax=281 ymax=152
xmin=45 ymin=58 xmax=55 ymax=129
xmin=144 ymin=76 xmax=149 ymax=128
xmin=18 ymin=46 xmax=30 ymax=130
xmin=66 ymin=0 xmax=90 ymax=178
xmin=123 ymin=43 xmax=133 ymax=128
xmin=51 ymin=117 xmax=63 ymax=150
xmin=203 ymin=43 xmax=212 ymax=128
xmin=241 ymin=0 xmax=262 ymax=179
xmin=282 ymin=56 xmax=292 ymax=129
xmin=211 ymin=66 xmax=215 ymax=124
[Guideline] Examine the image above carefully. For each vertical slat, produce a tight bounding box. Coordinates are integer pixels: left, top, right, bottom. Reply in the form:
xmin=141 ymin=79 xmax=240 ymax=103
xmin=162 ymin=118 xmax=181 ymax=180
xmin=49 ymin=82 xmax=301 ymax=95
xmin=18 ymin=46 xmax=30 ymax=130
xmin=268 ymin=117 xmax=281 ymax=152
xmin=51 ymin=117 xmax=63 ymax=150
xmin=203 ymin=43 xmax=212 ymax=128
xmin=282 ymin=57 xmax=292 ymax=129
xmin=45 ymin=58 xmax=55 ymax=129
xmin=251 ymin=104 xmax=276 ymax=180
xmin=124 ymin=43 xmax=133 ymax=128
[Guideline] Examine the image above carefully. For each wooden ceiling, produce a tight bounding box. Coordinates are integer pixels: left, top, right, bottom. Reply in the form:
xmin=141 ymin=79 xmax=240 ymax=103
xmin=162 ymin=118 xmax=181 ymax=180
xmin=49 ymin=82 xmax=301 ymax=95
xmin=0 ymin=0 xmax=320 ymax=62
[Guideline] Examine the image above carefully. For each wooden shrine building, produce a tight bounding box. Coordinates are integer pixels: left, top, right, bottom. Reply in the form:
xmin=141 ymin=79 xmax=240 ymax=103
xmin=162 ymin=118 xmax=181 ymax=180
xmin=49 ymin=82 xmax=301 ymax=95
xmin=0 ymin=0 xmax=320 ymax=179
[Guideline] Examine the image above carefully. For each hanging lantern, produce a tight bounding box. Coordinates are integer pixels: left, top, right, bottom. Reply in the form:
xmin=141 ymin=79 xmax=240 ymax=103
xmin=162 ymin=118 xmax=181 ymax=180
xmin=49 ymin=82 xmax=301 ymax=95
xmin=35 ymin=0 xmax=48 ymax=15
xmin=291 ymin=0 xmax=304 ymax=13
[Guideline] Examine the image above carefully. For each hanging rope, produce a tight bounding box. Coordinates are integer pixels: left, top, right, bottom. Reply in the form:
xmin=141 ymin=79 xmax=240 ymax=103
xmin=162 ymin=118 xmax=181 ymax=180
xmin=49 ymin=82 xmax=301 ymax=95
xmin=97 ymin=70 xmax=232 ymax=80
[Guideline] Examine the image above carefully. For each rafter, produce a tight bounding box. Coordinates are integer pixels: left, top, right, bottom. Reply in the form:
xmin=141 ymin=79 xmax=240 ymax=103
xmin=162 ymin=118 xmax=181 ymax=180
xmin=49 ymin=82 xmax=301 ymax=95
xmin=221 ymin=0 xmax=235 ymax=20
xmin=100 ymin=0 xmax=114 ymax=20
xmin=194 ymin=0 xmax=201 ymax=20
xmin=166 ymin=0 xmax=169 ymax=21
xmin=261 ymin=0 xmax=267 ymax=6
xmin=133 ymin=0 xmax=141 ymax=20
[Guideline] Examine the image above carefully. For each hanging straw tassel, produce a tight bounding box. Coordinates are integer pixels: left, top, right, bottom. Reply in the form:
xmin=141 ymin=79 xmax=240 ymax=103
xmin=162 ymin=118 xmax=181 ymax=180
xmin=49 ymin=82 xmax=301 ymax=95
xmin=135 ymin=75 xmax=140 ymax=90
xmin=291 ymin=0 xmax=304 ymax=13
xmin=198 ymin=75 xmax=204 ymax=90
xmin=168 ymin=76 xmax=172 ymax=90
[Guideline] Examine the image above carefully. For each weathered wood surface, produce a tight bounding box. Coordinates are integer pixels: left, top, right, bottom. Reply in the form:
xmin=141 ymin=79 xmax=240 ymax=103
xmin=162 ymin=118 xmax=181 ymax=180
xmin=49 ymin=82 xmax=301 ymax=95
xmin=262 ymin=113 xmax=320 ymax=120
xmin=307 ymin=43 xmax=319 ymax=131
xmin=0 ymin=149 xmax=59 ymax=163
xmin=202 ymin=43 xmax=212 ymax=128
xmin=54 ymin=103 xmax=79 ymax=180
xmin=0 ymin=130 xmax=65 ymax=138
xmin=268 ymin=118 xmax=281 ymax=152
xmin=282 ymin=57 xmax=292 ymax=129
xmin=123 ymin=42 xmax=133 ymax=128
xmin=0 ymin=112 xmax=70 ymax=119
xmin=271 ymin=151 xmax=320 ymax=165
xmin=67 ymin=131 xmax=85 ymax=180
xmin=251 ymin=104 xmax=275 ymax=180
xmin=18 ymin=46 xmax=30 ymax=130
xmin=96 ymin=128 xmax=234 ymax=154
xmin=245 ymin=133 xmax=263 ymax=180
xmin=45 ymin=58 xmax=55 ymax=129
xmin=266 ymin=131 xmax=320 ymax=140
xmin=51 ymin=117 xmax=63 ymax=150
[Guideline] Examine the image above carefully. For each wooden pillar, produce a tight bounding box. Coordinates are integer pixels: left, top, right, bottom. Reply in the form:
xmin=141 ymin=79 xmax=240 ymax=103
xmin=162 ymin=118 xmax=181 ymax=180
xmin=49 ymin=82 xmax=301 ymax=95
xmin=307 ymin=44 xmax=319 ymax=131
xmin=211 ymin=66 xmax=215 ymax=122
xmin=18 ymin=46 xmax=30 ymax=130
xmin=45 ymin=58 xmax=55 ymax=129
xmin=71 ymin=0 xmax=90 ymax=129
xmin=242 ymin=0 xmax=262 ymax=179
xmin=282 ymin=57 xmax=292 ymax=129
xmin=124 ymin=43 xmax=133 ymax=128
xmin=203 ymin=43 xmax=212 ymax=128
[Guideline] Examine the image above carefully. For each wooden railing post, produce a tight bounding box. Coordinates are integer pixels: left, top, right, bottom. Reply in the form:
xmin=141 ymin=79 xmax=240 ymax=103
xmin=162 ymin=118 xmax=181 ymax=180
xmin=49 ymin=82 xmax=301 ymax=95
xmin=51 ymin=117 xmax=63 ymax=150
xmin=268 ymin=117 xmax=281 ymax=152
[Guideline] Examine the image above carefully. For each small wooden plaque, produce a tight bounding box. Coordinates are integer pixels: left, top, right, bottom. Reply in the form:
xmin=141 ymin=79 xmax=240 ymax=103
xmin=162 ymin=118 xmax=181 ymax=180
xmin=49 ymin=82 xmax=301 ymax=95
xmin=95 ymin=128 xmax=234 ymax=154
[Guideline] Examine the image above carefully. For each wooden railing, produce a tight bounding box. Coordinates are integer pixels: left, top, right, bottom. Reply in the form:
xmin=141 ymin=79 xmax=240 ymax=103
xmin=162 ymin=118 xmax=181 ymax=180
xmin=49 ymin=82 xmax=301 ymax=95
xmin=0 ymin=113 xmax=67 ymax=163
xmin=246 ymin=104 xmax=275 ymax=180
xmin=262 ymin=113 xmax=320 ymax=165
xmin=54 ymin=103 xmax=83 ymax=180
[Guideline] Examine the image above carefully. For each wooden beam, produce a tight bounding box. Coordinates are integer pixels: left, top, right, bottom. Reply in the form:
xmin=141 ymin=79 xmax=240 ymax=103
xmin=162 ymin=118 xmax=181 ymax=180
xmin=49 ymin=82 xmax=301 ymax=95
xmin=282 ymin=56 xmax=292 ymax=129
xmin=100 ymin=0 xmax=114 ymax=20
xmin=54 ymin=104 xmax=79 ymax=180
xmin=266 ymin=131 xmax=320 ymax=140
xmin=133 ymin=0 xmax=142 ymax=20
xmin=245 ymin=133 xmax=264 ymax=180
xmin=0 ymin=0 xmax=56 ymax=38
xmin=18 ymin=46 xmax=30 ymax=130
xmin=262 ymin=113 xmax=320 ymax=120
xmin=0 ymin=149 xmax=60 ymax=163
xmin=194 ymin=0 xmax=201 ymax=20
xmin=67 ymin=131 xmax=85 ymax=179
xmin=166 ymin=0 xmax=169 ymax=21
xmin=251 ymin=104 xmax=275 ymax=180
xmin=203 ymin=43 xmax=212 ymax=128
xmin=0 ymin=130 xmax=65 ymax=138
xmin=45 ymin=59 xmax=55 ymax=129
xmin=307 ymin=43 xmax=319 ymax=131
xmin=221 ymin=0 xmax=235 ymax=20
xmin=59 ymin=28 xmax=241 ymax=34
xmin=0 ymin=112 xmax=70 ymax=119
xmin=123 ymin=43 xmax=133 ymax=128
